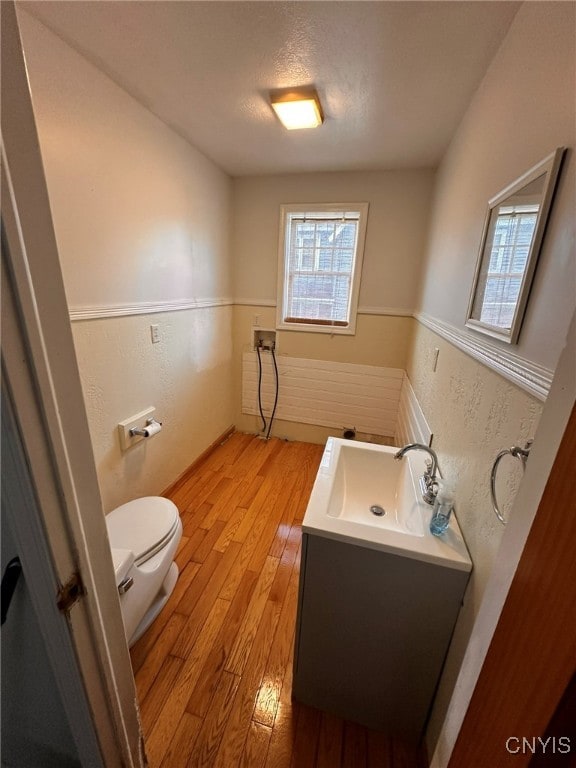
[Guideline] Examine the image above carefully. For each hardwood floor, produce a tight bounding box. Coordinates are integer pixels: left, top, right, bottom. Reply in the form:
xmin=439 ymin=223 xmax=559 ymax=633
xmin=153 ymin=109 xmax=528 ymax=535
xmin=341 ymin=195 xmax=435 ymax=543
xmin=131 ymin=432 xmax=428 ymax=768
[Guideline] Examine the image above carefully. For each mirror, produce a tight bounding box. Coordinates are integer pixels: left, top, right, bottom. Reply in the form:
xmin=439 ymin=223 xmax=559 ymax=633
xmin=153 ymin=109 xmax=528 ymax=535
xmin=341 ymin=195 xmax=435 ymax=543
xmin=466 ymin=148 xmax=565 ymax=344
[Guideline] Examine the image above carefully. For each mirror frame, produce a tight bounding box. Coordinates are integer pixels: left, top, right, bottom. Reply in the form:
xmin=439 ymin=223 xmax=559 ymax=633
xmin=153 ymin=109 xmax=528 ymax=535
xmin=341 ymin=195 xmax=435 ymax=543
xmin=466 ymin=147 xmax=565 ymax=344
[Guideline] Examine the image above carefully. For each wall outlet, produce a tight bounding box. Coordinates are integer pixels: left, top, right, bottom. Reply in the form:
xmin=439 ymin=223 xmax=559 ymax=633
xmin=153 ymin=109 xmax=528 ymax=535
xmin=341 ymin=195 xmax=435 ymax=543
xmin=150 ymin=324 xmax=160 ymax=344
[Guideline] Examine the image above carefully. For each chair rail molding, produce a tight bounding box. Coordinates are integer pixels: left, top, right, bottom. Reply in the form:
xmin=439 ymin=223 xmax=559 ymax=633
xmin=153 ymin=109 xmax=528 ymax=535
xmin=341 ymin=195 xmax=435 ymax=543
xmin=68 ymin=297 xmax=234 ymax=321
xmin=414 ymin=312 xmax=554 ymax=401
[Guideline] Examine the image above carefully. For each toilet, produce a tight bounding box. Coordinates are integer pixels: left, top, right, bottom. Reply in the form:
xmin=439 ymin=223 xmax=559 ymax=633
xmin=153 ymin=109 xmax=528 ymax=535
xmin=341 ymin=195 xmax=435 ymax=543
xmin=105 ymin=496 xmax=183 ymax=647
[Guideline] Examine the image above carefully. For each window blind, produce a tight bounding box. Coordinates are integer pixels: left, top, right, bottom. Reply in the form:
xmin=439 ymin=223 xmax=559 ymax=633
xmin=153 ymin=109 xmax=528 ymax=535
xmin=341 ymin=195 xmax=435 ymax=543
xmin=480 ymin=205 xmax=538 ymax=328
xmin=283 ymin=211 xmax=360 ymax=326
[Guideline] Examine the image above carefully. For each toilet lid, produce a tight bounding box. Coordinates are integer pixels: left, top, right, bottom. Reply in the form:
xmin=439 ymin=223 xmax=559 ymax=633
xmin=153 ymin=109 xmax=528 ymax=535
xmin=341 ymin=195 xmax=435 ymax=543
xmin=106 ymin=497 xmax=180 ymax=565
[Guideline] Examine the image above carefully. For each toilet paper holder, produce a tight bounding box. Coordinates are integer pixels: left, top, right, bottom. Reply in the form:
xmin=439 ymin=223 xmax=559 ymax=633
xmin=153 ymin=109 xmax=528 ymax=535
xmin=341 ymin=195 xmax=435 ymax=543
xmin=130 ymin=418 xmax=163 ymax=438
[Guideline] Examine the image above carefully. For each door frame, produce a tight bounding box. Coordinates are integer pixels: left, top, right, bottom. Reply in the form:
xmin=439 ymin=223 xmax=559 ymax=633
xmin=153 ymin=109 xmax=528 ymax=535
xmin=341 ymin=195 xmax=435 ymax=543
xmin=1 ymin=3 xmax=143 ymax=765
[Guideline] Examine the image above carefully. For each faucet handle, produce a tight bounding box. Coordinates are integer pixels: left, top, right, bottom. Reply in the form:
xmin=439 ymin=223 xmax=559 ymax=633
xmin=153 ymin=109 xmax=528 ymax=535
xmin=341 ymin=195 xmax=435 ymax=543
xmin=424 ymin=458 xmax=435 ymax=477
xmin=419 ymin=475 xmax=439 ymax=505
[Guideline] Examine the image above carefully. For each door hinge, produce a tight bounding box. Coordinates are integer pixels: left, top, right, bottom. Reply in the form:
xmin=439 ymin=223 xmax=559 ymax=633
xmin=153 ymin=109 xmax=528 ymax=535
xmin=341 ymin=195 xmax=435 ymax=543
xmin=57 ymin=570 xmax=85 ymax=613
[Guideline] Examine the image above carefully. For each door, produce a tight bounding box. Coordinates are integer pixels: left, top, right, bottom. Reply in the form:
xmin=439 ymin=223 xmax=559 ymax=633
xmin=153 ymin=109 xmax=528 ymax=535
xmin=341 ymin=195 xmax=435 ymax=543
xmin=1 ymin=2 xmax=143 ymax=765
xmin=1 ymin=378 xmax=100 ymax=767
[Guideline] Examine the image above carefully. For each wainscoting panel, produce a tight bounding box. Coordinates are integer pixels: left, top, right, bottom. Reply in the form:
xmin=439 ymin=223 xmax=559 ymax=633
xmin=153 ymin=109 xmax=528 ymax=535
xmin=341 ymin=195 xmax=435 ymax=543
xmin=395 ymin=375 xmax=433 ymax=448
xmin=242 ymin=353 xmax=404 ymax=437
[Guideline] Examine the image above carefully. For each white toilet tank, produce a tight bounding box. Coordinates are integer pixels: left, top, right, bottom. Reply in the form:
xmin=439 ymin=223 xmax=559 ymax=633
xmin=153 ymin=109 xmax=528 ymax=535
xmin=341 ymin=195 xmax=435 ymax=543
xmin=106 ymin=497 xmax=182 ymax=646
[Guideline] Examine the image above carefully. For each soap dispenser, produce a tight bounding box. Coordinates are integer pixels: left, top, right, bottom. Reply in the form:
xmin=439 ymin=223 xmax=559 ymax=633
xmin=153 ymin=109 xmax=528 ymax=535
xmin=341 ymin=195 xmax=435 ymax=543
xmin=430 ymin=480 xmax=455 ymax=536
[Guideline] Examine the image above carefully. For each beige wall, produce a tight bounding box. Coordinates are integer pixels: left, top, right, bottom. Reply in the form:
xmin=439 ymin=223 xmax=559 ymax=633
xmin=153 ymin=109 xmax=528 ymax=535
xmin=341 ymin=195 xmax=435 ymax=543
xmin=72 ymin=308 xmax=234 ymax=511
xmin=18 ymin=10 xmax=235 ymax=510
xmin=233 ymin=170 xmax=434 ymax=311
xmin=418 ymin=1 xmax=575 ymax=371
xmin=18 ymin=10 xmax=232 ymax=310
xmin=407 ymin=322 xmax=542 ymax=749
xmin=411 ymin=3 xmax=575 ymax=754
xmin=233 ymin=304 xmax=412 ymax=439
xmin=232 ymin=170 xmax=434 ymax=436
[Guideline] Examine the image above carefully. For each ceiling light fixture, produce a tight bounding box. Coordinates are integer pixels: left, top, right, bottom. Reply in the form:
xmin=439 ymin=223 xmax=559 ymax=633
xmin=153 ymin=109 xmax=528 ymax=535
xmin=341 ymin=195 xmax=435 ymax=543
xmin=270 ymin=89 xmax=324 ymax=130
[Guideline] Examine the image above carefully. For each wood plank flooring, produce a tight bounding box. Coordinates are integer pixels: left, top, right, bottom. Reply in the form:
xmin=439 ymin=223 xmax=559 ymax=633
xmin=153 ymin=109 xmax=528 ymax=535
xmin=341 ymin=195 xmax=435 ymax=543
xmin=131 ymin=432 xmax=428 ymax=768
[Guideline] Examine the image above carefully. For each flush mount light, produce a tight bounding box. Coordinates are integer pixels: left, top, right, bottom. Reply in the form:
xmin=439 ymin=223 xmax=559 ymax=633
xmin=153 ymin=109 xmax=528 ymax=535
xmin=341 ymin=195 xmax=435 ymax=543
xmin=270 ymin=89 xmax=324 ymax=130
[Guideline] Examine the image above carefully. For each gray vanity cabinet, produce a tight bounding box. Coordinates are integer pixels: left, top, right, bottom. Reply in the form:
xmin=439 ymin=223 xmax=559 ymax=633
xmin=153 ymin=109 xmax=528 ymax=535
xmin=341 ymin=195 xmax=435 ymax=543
xmin=292 ymin=533 xmax=470 ymax=741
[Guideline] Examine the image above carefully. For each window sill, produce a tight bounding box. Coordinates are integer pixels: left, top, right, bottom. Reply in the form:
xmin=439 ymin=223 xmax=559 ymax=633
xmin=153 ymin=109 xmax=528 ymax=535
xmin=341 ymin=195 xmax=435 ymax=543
xmin=276 ymin=320 xmax=357 ymax=336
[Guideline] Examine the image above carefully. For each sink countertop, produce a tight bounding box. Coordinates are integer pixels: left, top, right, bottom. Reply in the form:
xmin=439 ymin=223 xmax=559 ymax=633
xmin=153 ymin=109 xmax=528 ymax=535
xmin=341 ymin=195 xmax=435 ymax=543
xmin=302 ymin=438 xmax=473 ymax=573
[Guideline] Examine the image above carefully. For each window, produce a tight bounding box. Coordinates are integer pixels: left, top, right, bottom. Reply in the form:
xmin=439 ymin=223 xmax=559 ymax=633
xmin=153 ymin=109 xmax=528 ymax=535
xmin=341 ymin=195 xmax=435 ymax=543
xmin=466 ymin=147 xmax=565 ymax=344
xmin=479 ymin=205 xmax=538 ymax=328
xmin=276 ymin=203 xmax=368 ymax=334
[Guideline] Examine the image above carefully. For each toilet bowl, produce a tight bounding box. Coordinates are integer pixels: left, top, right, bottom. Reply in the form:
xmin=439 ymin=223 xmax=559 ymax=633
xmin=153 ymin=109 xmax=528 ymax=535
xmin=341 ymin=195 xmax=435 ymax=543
xmin=106 ymin=496 xmax=183 ymax=647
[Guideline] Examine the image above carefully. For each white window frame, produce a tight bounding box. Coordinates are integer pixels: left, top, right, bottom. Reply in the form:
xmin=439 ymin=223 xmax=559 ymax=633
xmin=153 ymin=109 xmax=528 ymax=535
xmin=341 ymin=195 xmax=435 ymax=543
xmin=276 ymin=203 xmax=369 ymax=335
xmin=478 ymin=204 xmax=539 ymax=328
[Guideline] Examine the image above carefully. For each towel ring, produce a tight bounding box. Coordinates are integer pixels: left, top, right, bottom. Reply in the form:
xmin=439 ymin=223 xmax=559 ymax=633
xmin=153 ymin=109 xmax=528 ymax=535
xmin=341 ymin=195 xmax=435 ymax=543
xmin=490 ymin=441 xmax=532 ymax=525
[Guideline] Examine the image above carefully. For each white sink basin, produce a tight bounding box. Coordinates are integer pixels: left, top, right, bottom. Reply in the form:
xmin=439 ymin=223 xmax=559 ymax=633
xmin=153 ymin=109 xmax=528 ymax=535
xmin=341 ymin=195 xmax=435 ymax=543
xmin=303 ymin=438 xmax=472 ymax=572
xmin=326 ymin=441 xmax=426 ymax=537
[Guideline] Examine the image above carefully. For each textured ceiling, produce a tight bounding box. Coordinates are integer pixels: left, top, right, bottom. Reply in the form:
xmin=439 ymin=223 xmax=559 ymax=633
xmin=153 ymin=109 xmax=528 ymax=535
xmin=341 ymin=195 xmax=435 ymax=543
xmin=21 ymin=1 xmax=520 ymax=176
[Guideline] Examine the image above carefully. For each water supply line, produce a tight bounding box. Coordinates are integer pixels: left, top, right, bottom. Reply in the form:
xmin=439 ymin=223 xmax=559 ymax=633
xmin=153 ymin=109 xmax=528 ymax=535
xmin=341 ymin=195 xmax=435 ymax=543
xmin=256 ymin=339 xmax=280 ymax=440
xmin=266 ymin=344 xmax=279 ymax=440
xmin=255 ymin=343 xmax=267 ymax=433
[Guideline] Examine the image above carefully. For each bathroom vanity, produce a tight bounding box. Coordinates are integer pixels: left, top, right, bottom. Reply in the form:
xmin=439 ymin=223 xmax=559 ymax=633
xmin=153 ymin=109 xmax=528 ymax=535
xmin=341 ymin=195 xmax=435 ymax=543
xmin=292 ymin=438 xmax=472 ymax=741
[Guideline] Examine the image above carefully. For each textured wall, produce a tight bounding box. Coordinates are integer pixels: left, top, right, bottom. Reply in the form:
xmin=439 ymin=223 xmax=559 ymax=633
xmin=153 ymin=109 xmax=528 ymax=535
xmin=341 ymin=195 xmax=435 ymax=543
xmin=19 ymin=10 xmax=235 ymax=512
xmin=412 ymin=4 xmax=575 ymax=753
xmin=72 ymin=307 xmax=234 ymax=511
xmin=408 ymin=321 xmax=543 ymax=751
xmin=408 ymin=323 xmax=541 ymax=595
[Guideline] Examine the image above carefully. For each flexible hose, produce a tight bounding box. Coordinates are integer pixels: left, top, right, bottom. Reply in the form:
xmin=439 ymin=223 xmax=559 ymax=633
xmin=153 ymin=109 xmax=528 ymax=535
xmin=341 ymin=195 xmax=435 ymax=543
xmin=265 ymin=346 xmax=280 ymax=440
xmin=255 ymin=344 xmax=267 ymax=433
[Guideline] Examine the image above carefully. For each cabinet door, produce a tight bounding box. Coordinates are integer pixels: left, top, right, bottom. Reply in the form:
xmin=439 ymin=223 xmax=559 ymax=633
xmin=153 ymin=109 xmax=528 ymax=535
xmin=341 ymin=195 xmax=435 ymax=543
xmin=293 ymin=534 xmax=469 ymax=740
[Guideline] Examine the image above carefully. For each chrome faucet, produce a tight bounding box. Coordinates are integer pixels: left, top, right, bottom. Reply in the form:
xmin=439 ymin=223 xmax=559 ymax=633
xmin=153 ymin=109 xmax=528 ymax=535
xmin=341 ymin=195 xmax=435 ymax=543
xmin=394 ymin=443 xmax=439 ymax=505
